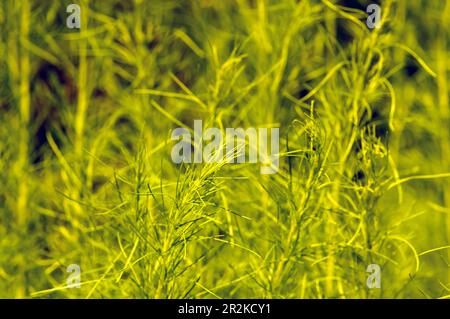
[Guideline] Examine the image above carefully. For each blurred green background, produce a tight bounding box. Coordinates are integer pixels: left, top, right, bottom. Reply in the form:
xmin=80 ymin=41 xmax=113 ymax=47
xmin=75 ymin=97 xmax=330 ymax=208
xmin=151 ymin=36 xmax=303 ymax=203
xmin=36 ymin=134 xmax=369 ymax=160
xmin=0 ymin=0 xmax=449 ymax=298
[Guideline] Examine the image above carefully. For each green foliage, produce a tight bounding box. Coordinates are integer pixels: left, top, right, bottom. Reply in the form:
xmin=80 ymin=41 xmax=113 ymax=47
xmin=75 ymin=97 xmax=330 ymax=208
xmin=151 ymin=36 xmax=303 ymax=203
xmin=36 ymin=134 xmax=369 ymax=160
xmin=0 ymin=0 xmax=449 ymax=298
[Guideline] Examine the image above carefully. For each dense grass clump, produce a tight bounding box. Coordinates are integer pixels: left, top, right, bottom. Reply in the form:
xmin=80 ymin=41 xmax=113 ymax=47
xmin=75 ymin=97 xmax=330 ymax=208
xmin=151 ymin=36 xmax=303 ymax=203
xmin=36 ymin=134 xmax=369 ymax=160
xmin=0 ymin=0 xmax=449 ymax=298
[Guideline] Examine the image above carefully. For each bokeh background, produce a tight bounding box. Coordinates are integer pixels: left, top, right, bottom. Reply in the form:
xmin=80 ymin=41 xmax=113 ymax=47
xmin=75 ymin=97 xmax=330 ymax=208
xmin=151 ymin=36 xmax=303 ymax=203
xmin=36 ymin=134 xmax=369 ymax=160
xmin=0 ymin=0 xmax=449 ymax=298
